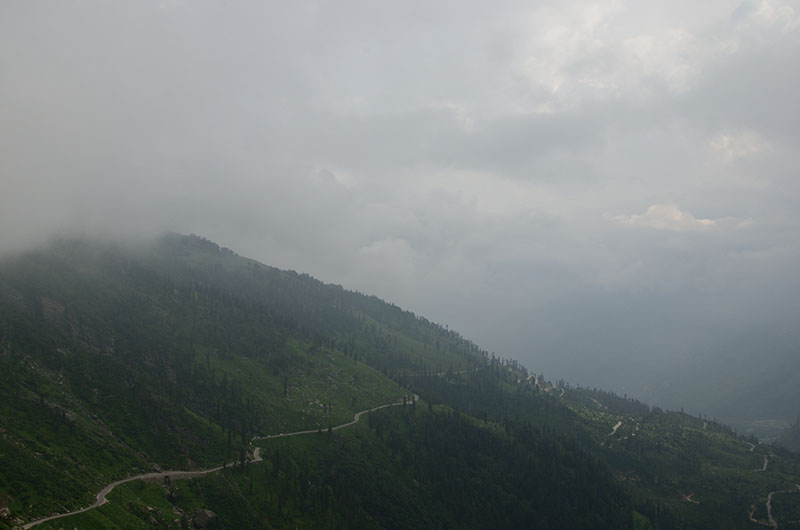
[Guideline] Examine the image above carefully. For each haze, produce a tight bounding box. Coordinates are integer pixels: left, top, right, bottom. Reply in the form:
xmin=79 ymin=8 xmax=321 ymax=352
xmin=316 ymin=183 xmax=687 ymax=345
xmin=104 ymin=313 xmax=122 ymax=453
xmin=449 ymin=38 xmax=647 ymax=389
xmin=2 ymin=1 xmax=799 ymax=416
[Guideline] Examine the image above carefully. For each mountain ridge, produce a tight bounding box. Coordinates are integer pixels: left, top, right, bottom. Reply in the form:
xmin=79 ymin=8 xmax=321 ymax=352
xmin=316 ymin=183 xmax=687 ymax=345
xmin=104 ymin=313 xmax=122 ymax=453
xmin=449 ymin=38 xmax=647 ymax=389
xmin=2 ymin=233 xmax=800 ymax=529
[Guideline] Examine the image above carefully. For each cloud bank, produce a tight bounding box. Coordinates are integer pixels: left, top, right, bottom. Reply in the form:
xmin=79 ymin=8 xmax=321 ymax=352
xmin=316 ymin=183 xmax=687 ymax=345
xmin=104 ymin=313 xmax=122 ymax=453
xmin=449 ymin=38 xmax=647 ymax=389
xmin=2 ymin=0 xmax=799 ymax=396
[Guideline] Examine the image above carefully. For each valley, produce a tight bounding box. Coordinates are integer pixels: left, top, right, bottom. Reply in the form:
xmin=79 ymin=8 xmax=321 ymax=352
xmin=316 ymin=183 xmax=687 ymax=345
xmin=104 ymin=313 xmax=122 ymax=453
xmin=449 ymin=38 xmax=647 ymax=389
xmin=1 ymin=234 xmax=799 ymax=529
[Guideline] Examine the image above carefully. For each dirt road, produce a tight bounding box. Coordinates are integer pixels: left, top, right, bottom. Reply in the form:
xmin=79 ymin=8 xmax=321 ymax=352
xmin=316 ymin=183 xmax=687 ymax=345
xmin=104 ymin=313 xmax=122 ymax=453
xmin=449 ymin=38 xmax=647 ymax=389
xmin=22 ymin=395 xmax=414 ymax=529
xmin=608 ymin=420 xmax=622 ymax=437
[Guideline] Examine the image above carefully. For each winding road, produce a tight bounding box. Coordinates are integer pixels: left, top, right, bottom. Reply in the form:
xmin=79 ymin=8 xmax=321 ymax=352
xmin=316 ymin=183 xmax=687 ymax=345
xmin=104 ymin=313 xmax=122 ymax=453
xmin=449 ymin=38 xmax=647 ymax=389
xmin=22 ymin=468 xmax=231 ymax=529
xmin=766 ymin=485 xmax=800 ymax=528
xmin=746 ymin=444 xmax=800 ymax=528
xmin=683 ymin=492 xmax=700 ymax=504
xmin=22 ymin=395 xmax=415 ymax=529
xmin=608 ymin=420 xmax=623 ymax=437
xmin=755 ymin=454 xmax=770 ymax=473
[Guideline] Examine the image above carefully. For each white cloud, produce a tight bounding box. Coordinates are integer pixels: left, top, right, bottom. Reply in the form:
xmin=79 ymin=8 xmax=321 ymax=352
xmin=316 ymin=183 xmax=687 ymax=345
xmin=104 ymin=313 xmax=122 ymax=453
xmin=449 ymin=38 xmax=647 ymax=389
xmin=709 ymin=130 xmax=771 ymax=162
xmin=618 ymin=29 xmax=736 ymax=95
xmin=732 ymin=0 xmax=800 ymax=33
xmin=514 ymin=0 xmax=740 ymax=109
xmin=610 ymin=203 xmax=717 ymax=231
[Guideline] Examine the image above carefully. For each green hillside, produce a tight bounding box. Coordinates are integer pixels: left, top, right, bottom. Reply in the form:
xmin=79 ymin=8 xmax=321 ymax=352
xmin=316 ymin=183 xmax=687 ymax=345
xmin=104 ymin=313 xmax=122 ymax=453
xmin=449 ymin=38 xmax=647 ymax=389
xmin=2 ymin=234 xmax=800 ymax=529
xmin=0 ymin=234 xmax=476 ymax=525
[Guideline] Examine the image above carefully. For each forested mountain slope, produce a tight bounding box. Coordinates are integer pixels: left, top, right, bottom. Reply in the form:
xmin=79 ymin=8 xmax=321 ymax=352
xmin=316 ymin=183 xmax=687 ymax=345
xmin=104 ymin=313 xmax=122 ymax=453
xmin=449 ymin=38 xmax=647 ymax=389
xmin=0 ymin=234 xmax=478 ymax=525
xmin=2 ymin=234 xmax=800 ymax=529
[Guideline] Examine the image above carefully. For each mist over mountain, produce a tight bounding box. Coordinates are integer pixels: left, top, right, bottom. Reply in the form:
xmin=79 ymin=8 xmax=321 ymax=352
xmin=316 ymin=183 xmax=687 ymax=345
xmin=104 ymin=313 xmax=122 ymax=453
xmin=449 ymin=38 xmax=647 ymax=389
xmin=3 ymin=2 xmax=799 ymax=425
xmin=3 ymin=233 xmax=800 ymax=529
xmin=2 ymin=2 xmax=800 ymax=520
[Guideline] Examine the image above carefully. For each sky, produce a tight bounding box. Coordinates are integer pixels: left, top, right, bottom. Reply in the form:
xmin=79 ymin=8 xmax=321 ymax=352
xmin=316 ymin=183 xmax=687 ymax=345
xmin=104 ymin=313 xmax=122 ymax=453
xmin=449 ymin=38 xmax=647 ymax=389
xmin=2 ymin=0 xmax=799 ymax=399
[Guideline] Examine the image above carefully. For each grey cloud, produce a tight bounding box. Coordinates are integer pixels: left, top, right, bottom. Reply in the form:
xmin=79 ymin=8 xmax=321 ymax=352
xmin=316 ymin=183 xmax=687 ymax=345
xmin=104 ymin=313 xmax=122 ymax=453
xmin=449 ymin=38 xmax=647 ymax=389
xmin=2 ymin=0 xmax=799 ymax=409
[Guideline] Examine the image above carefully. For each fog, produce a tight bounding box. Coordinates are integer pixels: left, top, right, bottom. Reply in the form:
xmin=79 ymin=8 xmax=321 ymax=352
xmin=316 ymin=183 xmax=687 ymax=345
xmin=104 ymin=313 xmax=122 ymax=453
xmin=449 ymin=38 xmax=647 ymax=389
xmin=2 ymin=1 xmax=799 ymax=412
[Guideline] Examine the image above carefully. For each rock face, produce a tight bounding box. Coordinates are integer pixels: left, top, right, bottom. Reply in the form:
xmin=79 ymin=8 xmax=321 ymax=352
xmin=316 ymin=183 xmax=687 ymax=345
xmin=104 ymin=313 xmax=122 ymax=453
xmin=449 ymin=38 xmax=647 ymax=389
xmin=191 ymin=508 xmax=218 ymax=528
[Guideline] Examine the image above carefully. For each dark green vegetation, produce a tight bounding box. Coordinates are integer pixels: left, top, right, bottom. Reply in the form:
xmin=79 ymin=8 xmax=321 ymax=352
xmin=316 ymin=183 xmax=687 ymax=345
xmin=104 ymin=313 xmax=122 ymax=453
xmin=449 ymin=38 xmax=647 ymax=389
xmin=32 ymin=405 xmax=628 ymax=530
xmin=2 ymin=234 xmax=800 ymax=529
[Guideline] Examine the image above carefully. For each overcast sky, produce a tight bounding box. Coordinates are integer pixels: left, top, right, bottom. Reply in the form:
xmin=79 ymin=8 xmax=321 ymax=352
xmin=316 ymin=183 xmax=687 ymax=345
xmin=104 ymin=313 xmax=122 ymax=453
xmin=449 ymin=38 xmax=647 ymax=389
xmin=2 ymin=0 xmax=799 ymax=394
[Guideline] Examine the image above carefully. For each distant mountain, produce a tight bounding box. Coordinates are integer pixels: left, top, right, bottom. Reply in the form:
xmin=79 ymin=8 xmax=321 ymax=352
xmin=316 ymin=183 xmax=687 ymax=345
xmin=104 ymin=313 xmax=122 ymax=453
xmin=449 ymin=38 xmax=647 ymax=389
xmin=2 ymin=234 xmax=800 ymax=529
xmin=637 ymin=328 xmax=800 ymax=440
xmin=777 ymin=418 xmax=800 ymax=453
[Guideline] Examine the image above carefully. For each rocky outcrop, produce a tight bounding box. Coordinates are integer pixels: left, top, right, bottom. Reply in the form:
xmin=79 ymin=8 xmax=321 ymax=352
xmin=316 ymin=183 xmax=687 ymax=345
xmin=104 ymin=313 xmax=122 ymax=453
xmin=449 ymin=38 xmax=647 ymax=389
xmin=191 ymin=508 xmax=218 ymax=528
